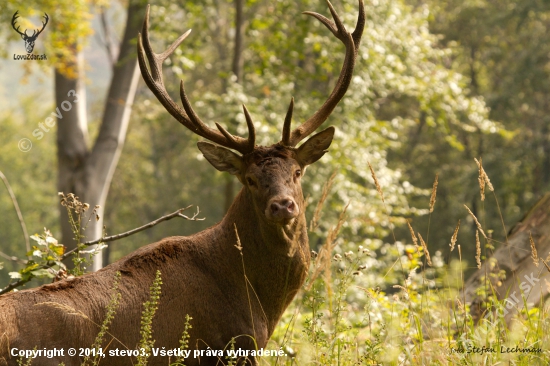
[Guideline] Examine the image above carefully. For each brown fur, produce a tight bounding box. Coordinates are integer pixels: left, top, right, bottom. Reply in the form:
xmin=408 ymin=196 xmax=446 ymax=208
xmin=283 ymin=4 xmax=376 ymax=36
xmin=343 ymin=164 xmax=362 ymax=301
xmin=0 ymin=144 xmax=315 ymax=366
xmin=0 ymin=0 xmax=365 ymax=359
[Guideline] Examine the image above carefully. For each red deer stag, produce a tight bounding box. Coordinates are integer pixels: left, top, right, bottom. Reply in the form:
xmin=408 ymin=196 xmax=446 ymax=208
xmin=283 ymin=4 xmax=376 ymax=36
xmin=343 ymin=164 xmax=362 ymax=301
xmin=0 ymin=1 xmax=364 ymax=365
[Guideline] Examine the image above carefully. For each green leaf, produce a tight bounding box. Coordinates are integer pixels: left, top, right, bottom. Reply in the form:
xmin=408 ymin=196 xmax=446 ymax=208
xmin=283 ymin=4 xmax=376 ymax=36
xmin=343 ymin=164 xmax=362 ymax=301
xmin=49 ymin=243 xmax=65 ymax=257
xmin=21 ymin=262 xmax=39 ymax=274
xmin=30 ymin=269 xmax=55 ymax=278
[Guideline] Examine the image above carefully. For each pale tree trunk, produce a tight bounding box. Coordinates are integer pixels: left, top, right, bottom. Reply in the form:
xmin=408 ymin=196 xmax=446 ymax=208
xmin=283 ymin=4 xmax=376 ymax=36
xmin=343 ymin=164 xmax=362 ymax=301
xmin=57 ymin=0 xmax=145 ymax=271
xmin=224 ymin=0 xmax=245 ymax=212
xmin=56 ymin=51 xmax=89 ymax=264
xmin=463 ymin=193 xmax=550 ymax=323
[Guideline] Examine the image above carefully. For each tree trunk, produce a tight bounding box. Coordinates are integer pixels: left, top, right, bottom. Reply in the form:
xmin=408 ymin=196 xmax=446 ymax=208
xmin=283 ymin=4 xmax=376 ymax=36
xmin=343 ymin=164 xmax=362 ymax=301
xmin=223 ymin=0 xmax=245 ymax=212
xmin=56 ymin=0 xmax=145 ymax=270
xmin=463 ymin=193 xmax=550 ymax=323
xmin=56 ymin=52 xmax=89 ymax=268
xmin=87 ymin=0 xmax=144 ymax=270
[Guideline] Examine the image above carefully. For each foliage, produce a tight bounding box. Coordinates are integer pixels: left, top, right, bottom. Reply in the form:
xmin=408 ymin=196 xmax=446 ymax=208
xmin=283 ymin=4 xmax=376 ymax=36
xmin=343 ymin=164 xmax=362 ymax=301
xmin=82 ymin=271 xmax=121 ymax=366
xmin=0 ymin=193 xmax=106 ymax=294
xmin=0 ymin=96 xmax=58 ymax=289
xmin=0 ymin=0 xmax=99 ymax=76
xmin=398 ymin=0 xmax=550 ymax=259
xmin=266 ymin=162 xmax=550 ymax=365
xmin=95 ymin=0 xmax=501 ymax=265
xmin=1 ymin=0 xmax=549 ymax=364
xmin=171 ymin=314 xmax=193 ymax=366
xmin=137 ymin=269 xmax=162 ymax=366
xmin=7 ymin=228 xmax=65 ymax=282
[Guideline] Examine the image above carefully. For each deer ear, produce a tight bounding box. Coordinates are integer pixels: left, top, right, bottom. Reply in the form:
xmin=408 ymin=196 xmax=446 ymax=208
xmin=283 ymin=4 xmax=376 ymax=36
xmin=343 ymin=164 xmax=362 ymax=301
xmin=296 ymin=127 xmax=335 ymax=166
xmin=197 ymin=141 xmax=243 ymax=175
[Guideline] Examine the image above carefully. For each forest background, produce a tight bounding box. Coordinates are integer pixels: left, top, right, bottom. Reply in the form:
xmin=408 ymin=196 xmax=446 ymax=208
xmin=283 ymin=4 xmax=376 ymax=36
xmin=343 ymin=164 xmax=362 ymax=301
xmin=1 ymin=0 xmax=546 ymax=283
xmin=0 ymin=0 xmax=549 ymax=362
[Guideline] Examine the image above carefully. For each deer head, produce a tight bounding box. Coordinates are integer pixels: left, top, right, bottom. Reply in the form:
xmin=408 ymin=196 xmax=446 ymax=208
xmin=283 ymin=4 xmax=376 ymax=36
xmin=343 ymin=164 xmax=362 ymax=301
xmin=0 ymin=3 xmax=365 ymax=364
xmin=11 ymin=11 xmax=49 ymax=54
xmin=138 ymin=0 xmax=364 ymax=233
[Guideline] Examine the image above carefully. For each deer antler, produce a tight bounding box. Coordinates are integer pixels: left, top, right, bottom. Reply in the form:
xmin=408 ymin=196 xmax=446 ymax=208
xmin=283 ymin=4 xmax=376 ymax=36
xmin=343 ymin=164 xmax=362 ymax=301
xmin=11 ymin=11 xmax=26 ymax=37
xmin=137 ymin=5 xmax=256 ymax=155
xmin=281 ymin=0 xmax=365 ymax=147
xmin=34 ymin=13 xmax=49 ymax=38
xmin=11 ymin=12 xmax=49 ymax=39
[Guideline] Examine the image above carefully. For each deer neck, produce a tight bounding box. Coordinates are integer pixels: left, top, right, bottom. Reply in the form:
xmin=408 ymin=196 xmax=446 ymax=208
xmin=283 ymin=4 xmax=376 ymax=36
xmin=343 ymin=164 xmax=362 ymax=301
xmin=222 ymin=187 xmax=308 ymax=251
xmin=219 ymin=187 xmax=310 ymax=331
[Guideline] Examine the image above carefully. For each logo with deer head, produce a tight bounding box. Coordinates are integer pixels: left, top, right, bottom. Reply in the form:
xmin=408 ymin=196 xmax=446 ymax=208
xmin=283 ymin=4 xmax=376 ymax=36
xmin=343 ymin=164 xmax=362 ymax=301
xmin=11 ymin=11 xmax=49 ymax=54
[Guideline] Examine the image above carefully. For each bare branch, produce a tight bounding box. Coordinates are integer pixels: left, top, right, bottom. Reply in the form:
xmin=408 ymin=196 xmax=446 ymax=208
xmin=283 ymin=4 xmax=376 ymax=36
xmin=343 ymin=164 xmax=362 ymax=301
xmin=99 ymin=8 xmax=117 ymax=66
xmin=0 ymin=251 xmax=27 ymax=264
xmin=0 ymin=171 xmax=30 ymax=257
xmin=0 ymin=206 xmax=203 ymax=296
xmin=81 ymin=206 xmax=203 ymax=246
xmin=0 ymin=281 xmax=28 ymax=296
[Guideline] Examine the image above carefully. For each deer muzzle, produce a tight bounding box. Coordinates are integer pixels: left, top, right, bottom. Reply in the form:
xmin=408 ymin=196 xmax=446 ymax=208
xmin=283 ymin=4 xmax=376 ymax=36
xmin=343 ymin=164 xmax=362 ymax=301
xmin=266 ymin=197 xmax=299 ymax=224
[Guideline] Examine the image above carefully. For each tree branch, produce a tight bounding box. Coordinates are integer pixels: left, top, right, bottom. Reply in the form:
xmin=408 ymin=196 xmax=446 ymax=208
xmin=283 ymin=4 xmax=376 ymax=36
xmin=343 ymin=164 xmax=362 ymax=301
xmin=0 ymin=171 xmax=30 ymax=257
xmin=83 ymin=205 xmax=202 ymax=247
xmin=0 ymin=206 xmax=203 ymax=296
xmin=0 ymin=251 xmax=27 ymax=264
xmin=99 ymin=7 xmax=117 ymax=67
xmin=0 ymin=280 xmax=29 ymax=296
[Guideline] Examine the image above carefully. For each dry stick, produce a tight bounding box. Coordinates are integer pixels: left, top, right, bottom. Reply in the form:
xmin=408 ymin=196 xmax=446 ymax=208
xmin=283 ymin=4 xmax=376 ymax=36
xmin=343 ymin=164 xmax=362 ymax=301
xmin=0 ymin=170 xmax=30 ymax=257
xmin=310 ymin=171 xmax=337 ymax=231
xmin=464 ymin=204 xmax=487 ymax=239
xmin=425 ymin=173 xmax=438 ymax=265
xmin=407 ymin=220 xmax=419 ymax=250
xmin=475 ymin=230 xmax=481 ymax=269
xmin=81 ymin=206 xmax=202 ymax=246
xmin=369 ymin=162 xmax=410 ymax=300
xmin=0 ymin=206 xmax=203 ymax=295
xmin=474 ymin=158 xmax=490 ymax=302
xmin=307 ymin=202 xmax=349 ymax=290
xmin=492 ymin=191 xmax=508 ymax=244
xmin=449 ymin=220 xmax=460 ymax=252
xmin=0 ymin=251 xmax=27 ymax=264
xmin=475 ymin=158 xmax=486 ymax=201
xmin=458 ymin=245 xmax=467 ymax=334
xmin=0 ymin=277 xmax=32 ymax=295
xmin=474 ymin=158 xmax=506 ymax=319
xmin=529 ymin=232 xmax=539 ymax=267
xmin=418 ymin=233 xmax=432 ymax=267
xmin=233 ymin=225 xmax=257 ymax=343
xmin=429 ymin=173 xmax=438 ymax=213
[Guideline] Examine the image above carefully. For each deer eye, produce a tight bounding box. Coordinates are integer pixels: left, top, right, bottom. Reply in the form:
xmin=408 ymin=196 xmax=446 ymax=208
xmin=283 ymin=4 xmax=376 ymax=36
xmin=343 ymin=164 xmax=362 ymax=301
xmin=246 ymin=177 xmax=256 ymax=187
xmin=295 ymin=169 xmax=301 ymax=178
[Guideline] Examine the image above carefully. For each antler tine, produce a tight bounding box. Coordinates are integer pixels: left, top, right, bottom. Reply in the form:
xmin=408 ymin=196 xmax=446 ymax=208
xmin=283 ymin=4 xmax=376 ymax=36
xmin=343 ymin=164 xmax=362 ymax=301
xmin=241 ymin=104 xmax=256 ymax=152
xmin=215 ymin=122 xmax=238 ymax=145
xmin=137 ymin=31 xmax=190 ymax=128
xmin=285 ymin=0 xmax=365 ymax=147
xmin=179 ymin=81 xmax=255 ymax=154
xmin=36 ymin=13 xmax=49 ymax=36
xmin=140 ymin=5 xmax=190 ymax=83
xmin=281 ymin=97 xmax=294 ymax=146
xmin=11 ymin=11 xmax=26 ymax=37
xmin=137 ymin=5 xmax=255 ymax=155
xmin=178 ymin=79 xmax=207 ymax=134
xmin=351 ymin=0 xmax=365 ymax=49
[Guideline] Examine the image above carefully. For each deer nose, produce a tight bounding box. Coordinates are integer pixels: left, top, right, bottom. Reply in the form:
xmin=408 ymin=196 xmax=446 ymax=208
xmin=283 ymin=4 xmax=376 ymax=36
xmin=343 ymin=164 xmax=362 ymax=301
xmin=271 ymin=199 xmax=295 ymax=214
xmin=267 ymin=197 xmax=299 ymax=223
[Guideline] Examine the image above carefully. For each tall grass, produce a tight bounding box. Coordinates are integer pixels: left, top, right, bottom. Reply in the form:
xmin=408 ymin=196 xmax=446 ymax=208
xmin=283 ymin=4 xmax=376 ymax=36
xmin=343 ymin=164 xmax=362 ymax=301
xmin=9 ymin=160 xmax=550 ymax=365
xmin=267 ymin=162 xmax=550 ymax=365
